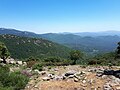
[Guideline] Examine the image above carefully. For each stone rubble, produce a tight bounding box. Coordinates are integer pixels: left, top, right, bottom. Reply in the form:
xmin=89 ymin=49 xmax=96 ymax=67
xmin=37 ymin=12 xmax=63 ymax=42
xmin=24 ymin=66 xmax=120 ymax=90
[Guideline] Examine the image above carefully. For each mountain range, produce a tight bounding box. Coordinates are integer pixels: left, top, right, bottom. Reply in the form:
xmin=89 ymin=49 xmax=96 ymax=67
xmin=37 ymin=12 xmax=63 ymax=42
xmin=0 ymin=28 xmax=120 ymax=54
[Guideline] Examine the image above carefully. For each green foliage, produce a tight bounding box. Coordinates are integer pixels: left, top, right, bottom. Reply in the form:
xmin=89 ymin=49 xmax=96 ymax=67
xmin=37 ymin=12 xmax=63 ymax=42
xmin=0 ymin=35 xmax=71 ymax=59
xmin=44 ymin=57 xmax=61 ymax=63
xmin=115 ymin=42 xmax=120 ymax=59
xmin=32 ymin=63 xmax=43 ymax=71
xmin=0 ymin=42 xmax=10 ymax=63
xmin=0 ymin=87 xmax=13 ymax=90
xmin=87 ymin=52 xmax=116 ymax=65
xmin=70 ymin=50 xmax=83 ymax=65
xmin=27 ymin=60 xmax=37 ymax=68
xmin=43 ymin=57 xmax=72 ymax=66
xmin=0 ymin=65 xmax=29 ymax=90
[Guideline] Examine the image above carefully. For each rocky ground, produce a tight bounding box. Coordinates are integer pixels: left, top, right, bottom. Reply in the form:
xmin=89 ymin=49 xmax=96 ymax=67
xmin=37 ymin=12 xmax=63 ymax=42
xmin=24 ymin=65 xmax=120 ymax=90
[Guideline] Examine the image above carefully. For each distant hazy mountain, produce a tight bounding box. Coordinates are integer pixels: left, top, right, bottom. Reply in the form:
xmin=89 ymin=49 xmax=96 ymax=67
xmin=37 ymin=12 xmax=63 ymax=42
xmin=0 ymin=28 xmax=40 ymax=38
xmin=0 ymin=28 xmax=120 ymax=54
xmin=74 ymin=30 xmax=120 ymax=37
xmin=40 ymin=33 xmax=120 ymax=53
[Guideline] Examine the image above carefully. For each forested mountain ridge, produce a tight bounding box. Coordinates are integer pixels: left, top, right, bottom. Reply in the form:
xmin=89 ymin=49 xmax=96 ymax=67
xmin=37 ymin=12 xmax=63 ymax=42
xmin=40 ymin=33 xmax=120 ymax=53
xmin=0 ymin=34 xmax=71 ymax=59
xmin=0 ymin=28 xmax=120 ymax=54
xmin=0 ymin=28 xmax=40 ymax=38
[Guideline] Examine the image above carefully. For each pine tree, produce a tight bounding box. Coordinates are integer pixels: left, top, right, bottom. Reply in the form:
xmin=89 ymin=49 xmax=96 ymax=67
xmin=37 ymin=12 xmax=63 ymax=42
xmin=115 ymin=42 xmax=120 ymax=59
xmin=0 ymin=42 xmax=10 ymax=63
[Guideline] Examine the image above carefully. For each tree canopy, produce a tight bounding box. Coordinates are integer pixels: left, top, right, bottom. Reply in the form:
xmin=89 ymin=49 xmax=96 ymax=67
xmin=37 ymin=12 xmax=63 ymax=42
xmin=0 ymin=42 xmax=10 ymax=63
xmin=70 ymin=50 xmax=83 ymax=64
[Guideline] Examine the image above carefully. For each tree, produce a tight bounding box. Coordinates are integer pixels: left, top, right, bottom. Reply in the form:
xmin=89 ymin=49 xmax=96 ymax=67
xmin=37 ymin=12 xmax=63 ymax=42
xmin=115 ymin=42 xmax=120 ymax=59
xmin=0 ymin=42 xmax=10 ymax=63
xmin=70 ymin=50 xmax=83 ymax=65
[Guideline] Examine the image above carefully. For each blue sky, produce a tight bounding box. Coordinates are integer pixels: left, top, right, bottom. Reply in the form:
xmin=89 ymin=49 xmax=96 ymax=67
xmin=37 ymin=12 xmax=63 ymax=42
xmin=0 ymin=0 xmax=120 ymax=33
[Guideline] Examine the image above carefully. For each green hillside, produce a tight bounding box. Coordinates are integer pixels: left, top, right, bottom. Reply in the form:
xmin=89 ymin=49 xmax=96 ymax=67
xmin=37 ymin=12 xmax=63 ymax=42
xmin=0 ymin=34 xmax=71 ymax=59
xmin=40 ymin=33 xmax=120 ymax=53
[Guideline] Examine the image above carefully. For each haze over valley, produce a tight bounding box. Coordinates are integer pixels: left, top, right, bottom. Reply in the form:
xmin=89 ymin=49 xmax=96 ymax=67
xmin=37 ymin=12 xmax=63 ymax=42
xmin=0 ymin=0 xmax=120 ymax=90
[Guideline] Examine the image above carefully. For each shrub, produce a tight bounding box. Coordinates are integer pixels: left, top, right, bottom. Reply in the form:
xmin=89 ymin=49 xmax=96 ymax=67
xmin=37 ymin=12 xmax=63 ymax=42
xmin=32 ymin=63 xmax=43 ymax=71
xmin=27 ymin=60 xmax=37 ymax=68
xmin=88 ymin=60 xmax=97 ymax=65
xmin=43 ymin=57 xmax=72 ymax=66
xmin=0 ymin=66 xmax=29 ymax=90
xmin=44 ymin=57 xmax=61 ymax=63
xmin=21 ymin=70 xmax=33 ymax=77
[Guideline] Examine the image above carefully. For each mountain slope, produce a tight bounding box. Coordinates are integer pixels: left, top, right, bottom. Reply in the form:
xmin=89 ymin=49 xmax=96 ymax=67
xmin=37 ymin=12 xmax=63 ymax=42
xmin=40 ymin=33 xmax=120 ymax=53
xmin=74 ymin=30 xmax=120 ymax=37
xmin=0 ymin=34 xmax=71 ymax=59
xmin=0 ymin=28 xmax=40 ymax=38
xmin=0 ymin=28 xmax=120 ymax=54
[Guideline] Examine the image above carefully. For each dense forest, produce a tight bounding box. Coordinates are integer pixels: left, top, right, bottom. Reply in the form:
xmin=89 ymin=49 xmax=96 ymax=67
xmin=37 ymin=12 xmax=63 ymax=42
xmin=0 ymin=34 xmax=71 ymax=59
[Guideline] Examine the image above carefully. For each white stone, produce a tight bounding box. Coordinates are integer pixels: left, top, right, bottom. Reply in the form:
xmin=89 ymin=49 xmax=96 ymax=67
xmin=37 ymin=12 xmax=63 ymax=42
xmin=42 ymin=77 xmax=50 ymax=81
xmin=74 ymin=78 xmax=79 ymax=82
xmin=17 ymin=61 xmax=23 ymax=65
xmin=82 ymin=80 xmax=86 ymax=83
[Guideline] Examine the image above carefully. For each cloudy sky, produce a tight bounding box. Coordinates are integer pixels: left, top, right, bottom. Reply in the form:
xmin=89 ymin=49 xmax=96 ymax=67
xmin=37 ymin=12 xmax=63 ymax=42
xmin=0 ymin=0 xmax=120 ymax=33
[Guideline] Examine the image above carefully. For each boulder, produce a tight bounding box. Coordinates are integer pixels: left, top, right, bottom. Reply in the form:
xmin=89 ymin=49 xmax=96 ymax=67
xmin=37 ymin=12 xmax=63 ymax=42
xmin=34 ymin=69 xmax=41 ymax=74
xmin=17 ymin=61 xmax=23 ymax=65
xmin=23 ymin=62 xmax=27 ymax=66
xmin=64 ymin=70 xmax=77 ymax=77
xmin=40 ymin=71 xmax=47 ymax=75
xmin=54 ymin=76 xmax=63 ymax=81
xmin=6 ymin=58 xmax=16 ymax=64
xmin=68 ymin=75 xmax=75 ymax=78
xmin=42 ymin=77 xmax=50 ymax=81
xmin=74 ymin=78 xmax=79 ymax=82
xmin=48 ymin=74 xmax=55 ymax=79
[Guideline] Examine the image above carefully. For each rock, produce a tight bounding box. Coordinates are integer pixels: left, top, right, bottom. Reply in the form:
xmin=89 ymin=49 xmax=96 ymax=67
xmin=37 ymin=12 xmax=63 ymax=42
xmin=103 ymin=70 xmax=114 ymax=75
xmin=48 ymin=74 xmax=55 ymax=79
xmin=34 ymin=69 xmax=41 ymax=74
xmin=42 ymin=77 xmax=50 ymax=81
xmin=40 ymin=71 xmax=47 ymax=75
xmin=109 ymin=76 xmax=120 ymax=84
xmin=54 ymin=76 xmax=63 ymax=81
xmin=17 ymin=61 xmax=23 ymax=65
xmin=114 ymin=71 xmax=120 ymax=78
xmin=91 ymin=87 xmax=97 ymax=90
xmin=68 ymin=75 xmax=75 ymax=78
xmin=88 ymin=79 xmax=93 ymax=84
xmin=6 ymin=58 xmax=16 ymax=64
xmin=88 ymin=68 xmax=97 ymax=72
xmin=23 ymin=62 xmax=27 ymax=66
xmin=81 ymin=71 xmax=86 ymax=74
xmin=74 ymin=78 xmax=79 ymax=82
xmin=96 ymin=73 xmax=102 ymax=77
xmin=102 ymin=75 xmax=107 ymax=79
xmin=116 ymin=86 xmax=120 ymax=90
xmin=82 ymin=80 xmax=86 ymax=83
xmin=64 ymin=70 xmax=77 ymax=77
xmin=103 ymin=83 xmax=112 ymax=90
xmin=54 ymin=68 xmax=59 ymax=71
xmin=48 ymin=73 xmax=53 ymax=77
